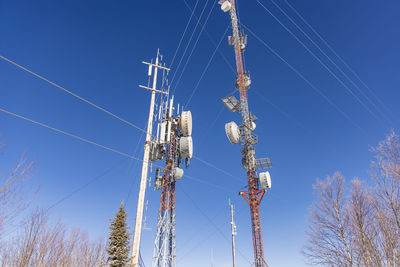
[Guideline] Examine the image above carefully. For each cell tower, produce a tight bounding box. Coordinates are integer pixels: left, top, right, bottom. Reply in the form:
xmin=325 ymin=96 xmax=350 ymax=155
xmin=131 ymin=50 xmax=193 ymax=267
xmin=150 ymin=76 xmax=193 ymax=266
xmin=219 ymin=1 xmax=272 ymax=266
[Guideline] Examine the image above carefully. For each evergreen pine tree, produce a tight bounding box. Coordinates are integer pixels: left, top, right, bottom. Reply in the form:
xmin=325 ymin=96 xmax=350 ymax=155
xmin=106 ymin=202 xmax=131 ymax=267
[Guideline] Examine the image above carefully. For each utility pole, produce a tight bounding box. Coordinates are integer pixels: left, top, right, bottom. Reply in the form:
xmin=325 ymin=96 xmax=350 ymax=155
xmin=132 ymin=50 xmax=170 ymax=267
xmin=230 ymin=200 xmax=236 ymax=267
xmin=219 ymin=1 xmax=272 ymax=266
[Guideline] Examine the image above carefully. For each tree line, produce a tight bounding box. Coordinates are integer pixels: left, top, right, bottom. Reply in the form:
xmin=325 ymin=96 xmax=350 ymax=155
xmin=2 ymin=131 xmax=399 ymax=267
xmin=0 ymin=142 xmax=131 ymax=267
xmin=303 ymin=132 xmax=400 ymax=266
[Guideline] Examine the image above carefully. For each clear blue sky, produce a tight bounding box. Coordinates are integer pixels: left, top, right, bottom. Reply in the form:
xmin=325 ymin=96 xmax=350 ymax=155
xmin=1 ymin=0 xmax=399 ymax=266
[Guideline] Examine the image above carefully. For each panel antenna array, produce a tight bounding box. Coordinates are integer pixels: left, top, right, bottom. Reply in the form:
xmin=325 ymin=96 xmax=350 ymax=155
xmin=131 ymin=51 xmax=193 ymax=267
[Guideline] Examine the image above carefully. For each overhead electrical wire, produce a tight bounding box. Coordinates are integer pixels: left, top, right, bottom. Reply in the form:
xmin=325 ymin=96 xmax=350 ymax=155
xmin=182 ymin=0 xmax=236 ymax=75
xmin=177 ymin=204 xmax=228 ymax=253
xmin=240 ymin=23 xmax=368 ymax=135
xmin=178 ymin=184 xmax=253 ymax=265
xmin=176 ymin=203 xmax=243 ymax=262
xmin=46 ymin=159 xmax=126 ymax=211
xmin=184 ymin=173 xmax=235 ymax=193
xmin=193 ymin=155 xmax=243 ymax=183
xmin=251 ymin=89 xmax=338 ymax=153
xmin=254 ymin=0 xmax=385 ymax=126
xmin=0 ymin=107 xmax=239 ymax=193
xmin=124 ymin=133 xmax=145 ymax=204
xmin=0 ymin=107 xmax=144 ymax=161
xmin=0 ymin=55 xmax=146 ymax=134
xmin=267 ymin=0 xmax=393 ymax=126
xmin=169 ymin=0 xmax=211 ymax=88
xmin=184 ymin=23 xmax=231 ymax=109
xmin=171 ymin=0 xmax=217 ymax=96
xmin=169 ymin=0 xmax=200 ymax=69
xmin=283 ymin=0 xmax=397 ymax=124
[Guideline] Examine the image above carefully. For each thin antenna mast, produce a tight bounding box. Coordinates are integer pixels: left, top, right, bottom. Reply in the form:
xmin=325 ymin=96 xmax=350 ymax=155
xmin=219 ymin=1 xmax=272 ymax=266
xmin=230 ymin=200 xmax=237 ymax=267
xmin=132 ymin=50 xmax=170 ymax=267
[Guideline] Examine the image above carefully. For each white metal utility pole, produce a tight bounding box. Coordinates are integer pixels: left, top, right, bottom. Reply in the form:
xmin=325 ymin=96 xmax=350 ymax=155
xmin=131 ymin=50 xmax=169 ymax=267
xmin=230 ymin=201 xmax=236 ymax=267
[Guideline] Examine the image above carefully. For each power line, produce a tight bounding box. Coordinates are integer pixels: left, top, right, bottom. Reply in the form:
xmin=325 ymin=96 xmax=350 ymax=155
xmin=255 ymin=0 xmax=385 ymax=126
xmin=46 ymin=159 xmax=125 ymax=211
xmin=172 ymin=0 xmax=217 ymax=95
xmin=184 ymin=173 xmax=235 ymax=193
xmin=0 ymin=107 xmax=144 ymax=160
xmin=240 ymin=23 xmax=368 ymax=136
xmin=184 ymin=23 xmax=230 ymax=109
xmin=176 ymin=204 xmax=242 ymax=263
xmin=267 ymin=0 xmax=393 ymax=126
xmin=182 ymin=0 xmax=237 ymax=75
xmin=283 ymin=0 xmax=398 ymax=125
xmin=169 ymin=0 xmax=211 ymax=88
xmin=169 ymin=0 xmax=200 ymax=69
xmin=0 ymin=107 xmax=237 ymax=194
xmin=0 ymin=55 xmax=146 ymax=133
xmin=251 ymin=89 xmax=338 ymax=153
xmin=193 ymin=155 xmax=243 ymax=183
xmin=178 ymin=184 xmax=252 ymax=264
xmin=124 ymin=133 xmax=145 ymax=204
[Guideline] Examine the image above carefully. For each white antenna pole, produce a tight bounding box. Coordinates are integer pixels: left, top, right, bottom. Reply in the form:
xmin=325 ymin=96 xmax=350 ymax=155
xmin=131 ymin=50 xmax=169 ymax=267
xmin=230 ymin=201 xmax=237 ymax=267
xmin=211 ymin=248 xmax=214 ymax=267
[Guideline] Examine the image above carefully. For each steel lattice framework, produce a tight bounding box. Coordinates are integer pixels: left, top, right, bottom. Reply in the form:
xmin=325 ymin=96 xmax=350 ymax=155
xmin=222 ymin=0 xmax=269 ymax=266
xmin=152 ymin=114 xmax=179 ymax=267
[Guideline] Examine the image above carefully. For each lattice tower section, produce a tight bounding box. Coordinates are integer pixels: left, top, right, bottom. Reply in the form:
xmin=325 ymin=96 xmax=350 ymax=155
xmin=228 ymin=1 xmax=267 ymax=266
xmin=152 ymin=122 xmax=178 ymax=267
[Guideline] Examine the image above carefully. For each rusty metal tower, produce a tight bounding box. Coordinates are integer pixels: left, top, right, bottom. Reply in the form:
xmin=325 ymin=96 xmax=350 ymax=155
xmin=219 ymin=1 xmax=272 ymax=266
xmin=151 ymin=94 xmax=193 ymax=267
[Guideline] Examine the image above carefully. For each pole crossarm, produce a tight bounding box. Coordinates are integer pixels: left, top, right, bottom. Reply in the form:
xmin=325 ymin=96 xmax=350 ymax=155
xmin=142 ymin=61 xmax=171 ymax=71
xmin=138 ymin=85 xmax=169 ymax=95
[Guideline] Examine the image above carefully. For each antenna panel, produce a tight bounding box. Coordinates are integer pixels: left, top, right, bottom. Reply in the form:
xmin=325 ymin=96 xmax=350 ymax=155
xmin=222 ymin=96 xmax=241 ymax=112
xmin=256 ymin=157 xmax=272 ymax=170
xmin=160 ymin=122 xmax=166 ymax=143
xmin=179 ymin=136 xmax=193 ymax=158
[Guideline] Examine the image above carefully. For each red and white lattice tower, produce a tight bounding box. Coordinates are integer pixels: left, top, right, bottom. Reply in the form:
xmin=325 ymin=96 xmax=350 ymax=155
xmin=151 ymin=95 xmax=193 ymax=267
xmin=219 ymin=1 xmax=272 ymax=266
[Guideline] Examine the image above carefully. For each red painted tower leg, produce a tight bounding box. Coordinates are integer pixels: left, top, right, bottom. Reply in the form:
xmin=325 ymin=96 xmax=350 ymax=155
xmin=240 ymin=170 xmax=266 ymax=267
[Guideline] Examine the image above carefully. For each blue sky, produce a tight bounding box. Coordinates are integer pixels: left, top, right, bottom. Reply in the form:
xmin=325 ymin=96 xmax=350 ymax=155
xmin=1 ymin=0 xmax=399 ymax=266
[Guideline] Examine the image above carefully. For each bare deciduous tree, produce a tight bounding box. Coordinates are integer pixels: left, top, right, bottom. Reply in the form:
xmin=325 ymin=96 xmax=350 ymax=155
xmin=0 ymin=210 xmax=106 ymax=267
xmin=304 ymin=132 xmax=400 ymax=266
xmin=303 ymin=173 xmax=354 ymax=267
xmin=0 ymin=147 xmax=35 ymax=237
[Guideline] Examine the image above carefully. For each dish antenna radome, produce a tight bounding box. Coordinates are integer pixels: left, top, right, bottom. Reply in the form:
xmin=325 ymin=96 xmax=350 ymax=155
xmin=179 ymin=111 xmax=192 ymax=136
xmin=225 ymin=121 xmax=240 ymax=144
